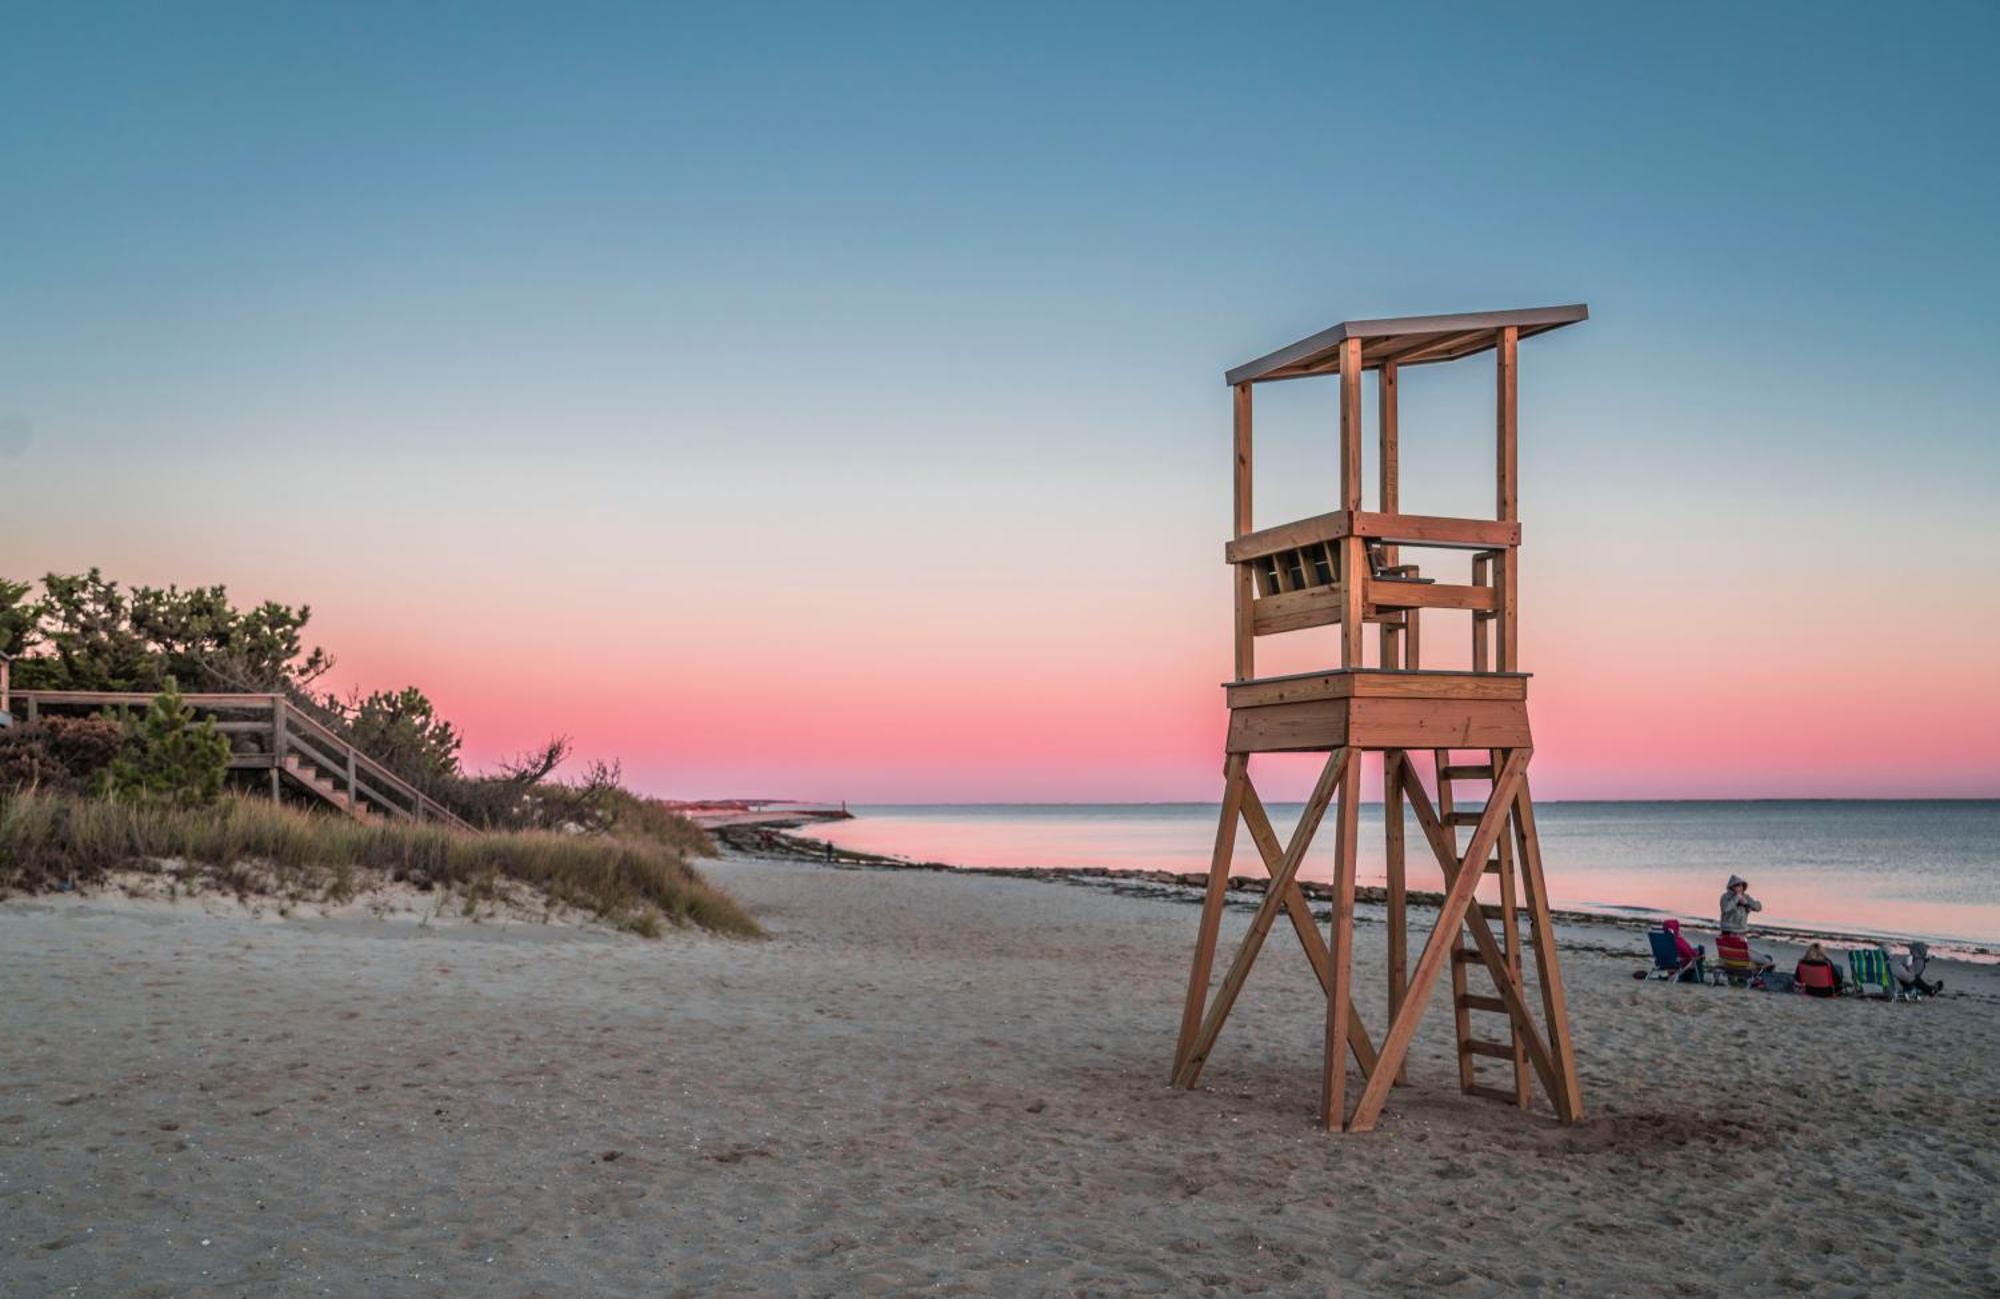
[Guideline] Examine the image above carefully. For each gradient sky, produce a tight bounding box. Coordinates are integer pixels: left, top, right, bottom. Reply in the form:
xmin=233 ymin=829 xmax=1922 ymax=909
xmin=4 ymin=3 xmax=1997 ymax=801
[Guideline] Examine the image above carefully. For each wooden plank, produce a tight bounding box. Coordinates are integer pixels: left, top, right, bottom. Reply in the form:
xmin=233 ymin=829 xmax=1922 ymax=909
xmin=1340 ymin=539 xmax=1366 ymax=668
xmin=1321 ymin=744 xmax=1362 ymax=1129
xmin=1339 ymin=337 xmax=1363 ymax=513
xmin=1234 ymin=383 xmax=1255 ymax=681
xmin=1233 ymin=382 xmax=1253 ymax=536
xmin=1384 ymin=747 xmax=1408 ymax=1085
xmin=1226 ymin=700 xmax=1347 ymax=754
xmin=1175 ymin=755 xmax=1247 ymax=1080
xmin=1224 ymin=668 xmax=1528 ymax=704
xmin=1235 ymin=564 xmax=1258 ymax=680
xmin=1514 ymin=775 xmax=1584 ymax=1123
xmin=13 ymin=690 xmax=279 ymax=709
xmin=1174 ymin=749 xmax=1350 ymax=1089
xmin=1471 ymin=552 xmax=1493 ymax=673
xmin=1366 ymin=581 xmax=1497 ymax=613
xmin=1462 ymin=1039 xmax=1514 ymax=1060
xmin=1497 ymin=325 xmax=1519 ymax=671
xmin=1377 ymin=360 xmax=1401 ymax=673
xmin=1224 ymin=511 xmax=1519 ymax=564
xmin=1249 ymin=588 xmax=1403 ymax=636
xmin=1339 ymin=337 xmax=1365 ymax=669
xmin=1348 ymin=750 xmax=1531 ymax=1132
xmin=1226 ymin=696 xmax=1532 ymax=754
xmin=1239 ymin=782 xmax=1378 ymax=1077
xmin=1345 ymin=512 xmax=1521 ymax=550
xmin=1346 ymin=697 xmax=1533 ymax=750
xmin=1494 ymin=744 xmax=1529 ymax=1110
xmin=1458 ymin=994 xmax=1507 ymax=1015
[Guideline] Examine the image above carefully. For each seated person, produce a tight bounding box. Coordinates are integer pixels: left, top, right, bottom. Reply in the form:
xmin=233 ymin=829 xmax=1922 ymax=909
xmin=1891 ymin=941 xmax=1944 ymax=996
xmin=1795 ymin=942 xmax=1843 ymax=998
xmin=1661 ymin=918 xmax=1705 ymax=982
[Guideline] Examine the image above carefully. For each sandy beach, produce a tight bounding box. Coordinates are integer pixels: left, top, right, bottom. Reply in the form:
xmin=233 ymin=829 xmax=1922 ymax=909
xmin=5 ymin=850 xmax=1997 ymax=1297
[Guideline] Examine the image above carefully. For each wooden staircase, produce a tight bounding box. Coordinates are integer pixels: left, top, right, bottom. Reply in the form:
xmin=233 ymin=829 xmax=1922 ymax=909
xmin=1435 ymin=749 xmax=1530 ymax=1110
xmin=11 ymin=690 xmax=471 ymax=830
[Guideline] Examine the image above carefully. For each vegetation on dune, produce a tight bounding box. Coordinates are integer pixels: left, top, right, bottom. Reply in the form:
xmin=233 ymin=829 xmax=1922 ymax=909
xmin=100 ymin=679 xmax=231 ymax=808
xmin=0 ymin=791 xmax=757 ymax=938
xmin=1 ymin=573 xmax=745 ymax=937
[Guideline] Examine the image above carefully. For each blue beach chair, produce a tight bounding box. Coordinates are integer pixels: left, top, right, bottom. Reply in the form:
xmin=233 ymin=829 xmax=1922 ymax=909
xmin=1645 ymin=929 xmax=1704 ymax=983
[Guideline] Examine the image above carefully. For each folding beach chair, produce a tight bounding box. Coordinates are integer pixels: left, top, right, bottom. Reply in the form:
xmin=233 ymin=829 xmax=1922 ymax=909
xmin=1713 ymin=933 xmax=1762 ymax=987
xmin=1645 ymin=929 xmax=1703 ymax=983
xmin=1795 ymin=960 xmax=1838 ymax=997
xmin=1847 ymin=948 xmax=1903 ymax=1001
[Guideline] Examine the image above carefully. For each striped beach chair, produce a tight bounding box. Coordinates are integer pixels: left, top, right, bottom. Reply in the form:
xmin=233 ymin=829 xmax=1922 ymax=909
xmin=1847 ymin=948 xmax=1903 ymax=1000
xmin=1713 ymin=933 xmax=1763 ymax=986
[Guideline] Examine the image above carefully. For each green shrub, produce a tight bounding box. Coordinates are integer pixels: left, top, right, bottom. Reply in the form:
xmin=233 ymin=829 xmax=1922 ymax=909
xmin=103 ymin=680 xmax=230 ymax=808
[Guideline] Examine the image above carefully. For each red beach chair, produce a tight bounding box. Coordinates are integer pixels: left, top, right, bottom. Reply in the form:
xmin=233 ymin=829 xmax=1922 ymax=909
xmin=1796 ymin=960 xmax=1837 ymax=997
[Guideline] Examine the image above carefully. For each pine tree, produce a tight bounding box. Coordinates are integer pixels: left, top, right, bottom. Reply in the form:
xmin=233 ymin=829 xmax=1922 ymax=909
xmin=105 ymin=678 xmax=230 ymax=807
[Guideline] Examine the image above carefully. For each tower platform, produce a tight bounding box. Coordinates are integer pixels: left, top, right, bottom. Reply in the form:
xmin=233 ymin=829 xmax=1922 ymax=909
xmin=1225 ymin=668 xmax=1531 ymax=754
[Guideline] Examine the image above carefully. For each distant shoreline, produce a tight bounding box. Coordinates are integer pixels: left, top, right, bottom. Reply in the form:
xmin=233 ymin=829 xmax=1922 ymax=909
xmin=719 ymin=822 xmax=2000 ymax=967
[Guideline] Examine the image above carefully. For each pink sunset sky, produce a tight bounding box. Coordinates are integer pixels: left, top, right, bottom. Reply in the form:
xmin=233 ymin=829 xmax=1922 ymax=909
xmin=5 ymin=7 xmax=1998 ymax=803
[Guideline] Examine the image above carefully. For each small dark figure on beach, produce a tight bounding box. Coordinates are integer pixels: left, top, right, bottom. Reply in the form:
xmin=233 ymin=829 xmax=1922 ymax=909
xmin=1796 ymin=942 xmax=1844 ymax=998
xmin=824 ymin=840 xmax=836 ymax=864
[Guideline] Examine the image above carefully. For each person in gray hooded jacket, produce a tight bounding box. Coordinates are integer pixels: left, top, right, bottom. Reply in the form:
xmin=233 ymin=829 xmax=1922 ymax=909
xmin=1719 ymin=875 xmax=1763 ymax=934
xmin=1892 ymin=941 xmax=1943 ymax=996
xmin=1719 ymin=875 xmax=1774 ymax=969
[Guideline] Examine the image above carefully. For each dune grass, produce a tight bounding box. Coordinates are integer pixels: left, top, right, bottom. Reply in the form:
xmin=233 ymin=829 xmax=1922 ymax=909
xmin=0 ymin=791 xmax=757 ymax=938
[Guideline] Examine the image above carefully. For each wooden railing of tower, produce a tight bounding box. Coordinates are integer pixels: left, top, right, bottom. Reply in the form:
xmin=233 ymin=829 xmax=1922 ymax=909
xmin=10 ymin=690 xmax=470 ymax=829
xmin=1173 ymin=305 xmax=1586 ymax=1135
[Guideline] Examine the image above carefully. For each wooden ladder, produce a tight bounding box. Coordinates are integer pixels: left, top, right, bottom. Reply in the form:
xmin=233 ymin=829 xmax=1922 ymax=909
xmin=1434 ymin=749 xmax=1530 ymax=1109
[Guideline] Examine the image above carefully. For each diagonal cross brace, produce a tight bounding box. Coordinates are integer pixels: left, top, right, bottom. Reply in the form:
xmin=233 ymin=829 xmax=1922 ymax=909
xmin=1173 ymin=748 xmax=1349 ymax=1089
xmin=1174 ymin=754 xmax=1248 ymax=1079
xmin=1239 ymin=782 xmax=1379 ymax=1079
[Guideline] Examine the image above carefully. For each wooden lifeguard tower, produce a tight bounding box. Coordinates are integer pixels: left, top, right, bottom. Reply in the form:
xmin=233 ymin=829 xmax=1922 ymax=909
xmin=1171 ymin=304 xmax=1587 ymax=1133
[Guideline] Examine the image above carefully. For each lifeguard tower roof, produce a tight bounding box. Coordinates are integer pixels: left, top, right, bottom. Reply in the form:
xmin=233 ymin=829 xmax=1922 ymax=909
xmin=1225 ymin=303 xmax=1587 ymax=386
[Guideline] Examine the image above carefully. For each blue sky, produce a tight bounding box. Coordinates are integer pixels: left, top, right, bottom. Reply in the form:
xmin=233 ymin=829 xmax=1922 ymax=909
xmin=3 ymin=3 xmax=1997 ymax=798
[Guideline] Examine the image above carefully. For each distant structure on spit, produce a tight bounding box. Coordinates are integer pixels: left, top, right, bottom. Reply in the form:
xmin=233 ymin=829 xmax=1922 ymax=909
xmin=1172 ymin=304 xmax=1588 ymax=1133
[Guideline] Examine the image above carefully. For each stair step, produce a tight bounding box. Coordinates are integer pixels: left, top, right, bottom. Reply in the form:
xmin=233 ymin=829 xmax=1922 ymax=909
xmin=1457 ymin=994 xmax=1508 ymax=1015
xmin=1478 ymin=903 xmax=1506 ymax=921
xmin=1461 ymin=1039 xmax=1516 ymax=1060
xmin=1441 ymin=765 xmax=1494 ymax=781
xmin=1451 ymin=948 xmax=1482 ymax=965
xmin=1458 ymin=856 xmax=1504 ymax=875
xmin=1465 ymin=1083 xmax=1518 ymax=1105
xmin=1446 ymin=810 xmax=1487 ymax=826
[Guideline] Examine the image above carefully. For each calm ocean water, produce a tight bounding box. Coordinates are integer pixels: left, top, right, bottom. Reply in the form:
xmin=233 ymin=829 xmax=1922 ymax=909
xmin=795 ymin=801 xmax=2000 ymax=951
